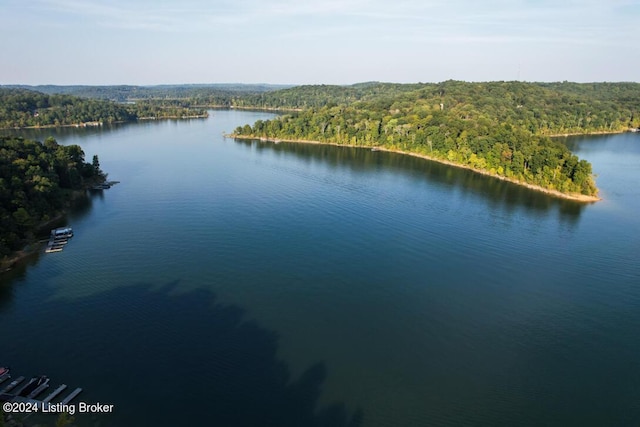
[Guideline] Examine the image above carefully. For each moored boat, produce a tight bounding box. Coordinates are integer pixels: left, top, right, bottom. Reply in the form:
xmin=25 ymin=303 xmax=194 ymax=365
xmin=90 ymin=183 xmax=111 ymax=190
xmin=51 ymin=227 xmax=73 ymax=238
xmin=18 ymin=375 xmax=49 ymax=397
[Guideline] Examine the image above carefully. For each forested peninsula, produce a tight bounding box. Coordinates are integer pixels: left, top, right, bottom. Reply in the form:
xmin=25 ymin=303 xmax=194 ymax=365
xmin=232 ymin=81 xmax=640 ymax=201
xmin=0 ymin=88 xmax=208 ymax=129
xmin=0 ymin=136 xmax=104 ymax=268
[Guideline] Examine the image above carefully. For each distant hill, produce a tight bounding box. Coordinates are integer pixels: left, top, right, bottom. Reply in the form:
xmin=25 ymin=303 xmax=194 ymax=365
xmin=1 ymin=83 xmax=293 ymax=102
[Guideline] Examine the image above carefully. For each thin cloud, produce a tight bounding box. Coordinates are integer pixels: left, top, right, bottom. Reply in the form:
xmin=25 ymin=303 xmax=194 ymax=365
xmin=29 ymin=0 xmax=635 ymax=43
xmin=2 ymin=0 xmax=637 ymax=83
xmin=36 ymin=0 xmax=251 ymax=31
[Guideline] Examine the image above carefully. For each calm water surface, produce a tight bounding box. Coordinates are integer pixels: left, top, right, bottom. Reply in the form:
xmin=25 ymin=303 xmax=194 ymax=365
xmin=1 ymin=112 xmax=639 ymax=426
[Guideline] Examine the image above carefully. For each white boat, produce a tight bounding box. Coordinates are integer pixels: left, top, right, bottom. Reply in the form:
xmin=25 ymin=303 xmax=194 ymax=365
xmin=51 ymin=227 xmax=73 ymax=238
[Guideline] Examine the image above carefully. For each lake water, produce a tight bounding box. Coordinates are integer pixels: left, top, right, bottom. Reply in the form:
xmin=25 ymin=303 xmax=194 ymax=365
xmin=1 ymin=111 xmax=639 ymax=426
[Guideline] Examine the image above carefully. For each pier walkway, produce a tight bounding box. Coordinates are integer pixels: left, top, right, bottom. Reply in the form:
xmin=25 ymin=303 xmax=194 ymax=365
xmin=0 ymin=370 xmax=83 ymax=412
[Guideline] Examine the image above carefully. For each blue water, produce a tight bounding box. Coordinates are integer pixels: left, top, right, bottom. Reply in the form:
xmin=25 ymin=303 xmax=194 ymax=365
xmin=1 ymin=113 xmax=639 ymax=426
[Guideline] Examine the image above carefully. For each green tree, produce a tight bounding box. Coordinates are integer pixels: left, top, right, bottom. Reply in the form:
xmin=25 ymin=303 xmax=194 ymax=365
xmin=92 ymin=154 xmax=100 ymax=172
xmin=56 ymin=412 xmax=76 ymax=427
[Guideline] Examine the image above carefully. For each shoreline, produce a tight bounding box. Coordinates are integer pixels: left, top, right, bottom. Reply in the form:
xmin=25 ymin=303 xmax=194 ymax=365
xmin=1 ymin=183 xmax=98 ymax=274
xmin=0 ymin=115 xmax=208 ymax=131
xmin=1 ymin=121 xmax=123 ymax=130
xmin=137 ymin=114 xmax=208 ymax=120
xmin=230 ymin=134 xmax=601 ymax=203
xmin=0 ymin=240 xmax=48 ymax=274
xmin=229 ymin=105 xmax=302 ymax=112
xmin=0 ymin=214 xmax=65 ymax=274
xmin=546 ymin=129 xmax=633 ymax=138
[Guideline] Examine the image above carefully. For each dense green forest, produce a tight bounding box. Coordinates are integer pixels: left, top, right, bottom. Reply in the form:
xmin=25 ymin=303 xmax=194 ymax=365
xmin=236 ymin=81 xmax=640 ymax=133
xmin=233 ymin=81 xmax=640 ymax=198
xmin=0 ymin=136 xmax=103 ymax=258
xmin=0 ymin=88 xmax=208 ymax=128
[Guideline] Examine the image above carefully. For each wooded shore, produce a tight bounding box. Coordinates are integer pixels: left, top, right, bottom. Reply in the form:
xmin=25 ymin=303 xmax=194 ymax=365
xmin=230 ymin=134 xmax=601 ymax=203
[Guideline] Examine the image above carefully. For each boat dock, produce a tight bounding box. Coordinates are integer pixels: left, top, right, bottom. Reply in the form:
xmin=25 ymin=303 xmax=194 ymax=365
xmin=45 ymin=226 xmax=73 ymax=254
xmin=0 ymin=373 xmax=10 ymax=384
xmin=1 ymin=376 xmax=24 ymax=393
xmin=60 ymin=388 xmax=83 ymax=405
xmin=0 ymin=370 xmax=83 ymax=412
xmin=42 ymin=384 xmax=67 ymax=403
xmin=90 ymin=180 xmax=119 ymax=191
xmin=13 ymin=377 xmax=37 ymax=396
xmin=27 ymin=382 xmax=50 ymax=399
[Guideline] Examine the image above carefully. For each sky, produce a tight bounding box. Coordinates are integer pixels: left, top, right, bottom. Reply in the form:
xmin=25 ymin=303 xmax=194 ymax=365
xmin=0 ymin=0 xmax=638 ymax=85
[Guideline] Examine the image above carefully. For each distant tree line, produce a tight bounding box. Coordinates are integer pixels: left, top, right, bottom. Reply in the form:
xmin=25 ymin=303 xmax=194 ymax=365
xmin=6 ymin=82 xmax=639 ymax=132
xmin=0 ymin=136 xmax=103 ymax=257
xmin=0 ymin=89 xmax=208 ymax=128
xmin=1 ymin=84 xmax=291 ymax=103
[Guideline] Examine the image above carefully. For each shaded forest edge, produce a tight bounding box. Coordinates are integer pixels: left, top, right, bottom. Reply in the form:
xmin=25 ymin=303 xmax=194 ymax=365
xmin=231 ymin=135 xmax=600 ymax=203
xmin=0 ymin=136 xmax=106 ymax=272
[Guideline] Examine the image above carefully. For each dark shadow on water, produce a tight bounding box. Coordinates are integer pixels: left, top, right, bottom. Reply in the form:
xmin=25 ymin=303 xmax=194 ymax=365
xmin=69 ymin=190 xmax=96 ymax=218
xmin=0 ymin=272 xmax=17 ymax=310
xmin=69 ymin=187 xmax=111 ymax=220
xmin=1 ymin=282 xmax=363 ymax=427
xmin=235 ymin=139 xmax=587 ymax=224
xmin=0 ymin=252 xmax=42 ymax=310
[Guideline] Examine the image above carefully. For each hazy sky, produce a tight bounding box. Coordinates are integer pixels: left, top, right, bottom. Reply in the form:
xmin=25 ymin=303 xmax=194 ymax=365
xmin=1 ymin=0 xmax=638 ymax=85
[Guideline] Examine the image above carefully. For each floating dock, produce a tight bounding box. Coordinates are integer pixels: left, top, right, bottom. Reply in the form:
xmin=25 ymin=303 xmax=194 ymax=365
xmin=13 ymin=378 xmax=35 ymax=396
xmin=27 ymin=382 xmax=50 ymax=399
xmin=1 ymin=376 xmax=24 ymax=393
xmin=45 ymin=227 xmax=73 ymax=254
xmin=0 ymin=370 xmax=83 ymax=411
xmin=42 ymin=384 xmax=67 ymax=403
xmin=90 ymin=180 xmax=119 ymax=191
xmin=60 ymin=388 xmax=82 ymax=405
